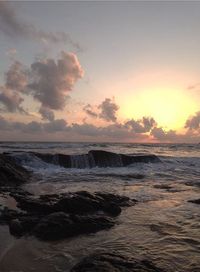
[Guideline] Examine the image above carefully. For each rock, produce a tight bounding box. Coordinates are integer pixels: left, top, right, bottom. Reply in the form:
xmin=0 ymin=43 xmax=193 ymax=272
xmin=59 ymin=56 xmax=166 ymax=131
xmin=188 ymin=199 xmax=200 ymax=204
xmin=33 ymin=212 xmax=114 ymax=241
xmin=9 ymin=218 xmax=23 ymax=236
xmin=89 ymin=150 xmax=161 ymax=167
xmin=32 ymin=150 xmax=161 ymax=169
xmin=0 ymin=154 xmax=30 ymax=186
xmin=71 ymin=252 xmax=165 ymax=272
xmin=0 ymin=190 xmax=134 ymax=241
xmin=154 ymin=184 xmax=172 ymax=190
xmin=12 ymin=191 xmax=132 ymax=217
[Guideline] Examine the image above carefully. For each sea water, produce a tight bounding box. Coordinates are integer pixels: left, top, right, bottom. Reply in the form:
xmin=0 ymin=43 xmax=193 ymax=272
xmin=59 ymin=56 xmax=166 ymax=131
xmin=0 ymin=142 xmax=200 ymax=272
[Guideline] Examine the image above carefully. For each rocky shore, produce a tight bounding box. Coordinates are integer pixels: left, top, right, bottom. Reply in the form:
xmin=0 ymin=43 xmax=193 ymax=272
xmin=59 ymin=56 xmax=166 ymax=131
xmin=0 ymin=189 xmax=136 ymax=241
xmin=0 ymin=154 xmax=30 ymax=186
xmin=0 ymin=152 xmax=167 ymax=272
xmin=71 ymin=252 xmax=165 ymax=272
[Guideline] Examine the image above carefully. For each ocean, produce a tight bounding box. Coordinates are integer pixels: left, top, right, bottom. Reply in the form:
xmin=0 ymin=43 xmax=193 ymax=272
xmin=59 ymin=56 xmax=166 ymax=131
xmin=0 ymin=142 xmax=200 ymax=271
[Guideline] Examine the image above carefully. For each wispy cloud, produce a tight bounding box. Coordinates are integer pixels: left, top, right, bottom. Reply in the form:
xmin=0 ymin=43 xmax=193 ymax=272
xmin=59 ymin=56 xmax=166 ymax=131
xmin=0 ymin=1 xmax=82 ymax=50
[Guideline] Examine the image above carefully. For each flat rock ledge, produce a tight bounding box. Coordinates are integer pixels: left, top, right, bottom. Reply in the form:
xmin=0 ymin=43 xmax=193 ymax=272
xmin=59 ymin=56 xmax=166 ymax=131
xmin=71 ymin=252 xmax=165 ymax=272
xmin=0 ymin=154 xmax=30 ymax=186
xmin=0 ymin=190 xmax=136 ymax=241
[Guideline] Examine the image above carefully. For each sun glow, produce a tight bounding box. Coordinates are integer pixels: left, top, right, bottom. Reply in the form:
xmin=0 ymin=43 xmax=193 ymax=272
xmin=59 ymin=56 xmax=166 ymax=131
xmin=120 ymin=87 xmax=198 ymax=131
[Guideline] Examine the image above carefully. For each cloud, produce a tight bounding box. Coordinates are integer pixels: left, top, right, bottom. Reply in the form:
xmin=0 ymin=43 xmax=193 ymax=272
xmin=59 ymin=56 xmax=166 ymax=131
xmin=5 ymin=61 xmax=28 ymax=93
xmin=39 ymin=106 xmax=55 ymax=122
xmin=22 ymin=121 xmax=43 ymax=133
xmin=0 ymin=1 xmax=82 ymax=50
xmin=83 ymin=98 xmax=119 ymax=122
xmin=0 ymin=51 xmax=83 ymax=116
xmin=28 ymin=51 xmax=84 ymax=110
xmin=0 ymin=113 xmax=199 ymax=142
xmin=0 ymin=61 xmax=28 ymax=112
xmin=83 ymin=104 xmax=98 ymax=118
xmin=150 ymin=127 xmax=198 ymax=143
xmin=72 ymin=123 xmax=100 ymax=136
xmin=0 ymin=115 xmax=9 ymax=129
xmin=185 ymin=111 xmax=200 ymax=130
xmin=98 ymin=98 xmax=119 ymax=122
xmin=0 ymin=87 xmax=24 ymax=112
xmin=150 ymin=127 xmax=176 ymax=140
xmin=0 ymin=115 xmax=68 ymax=134
xmin=125 ymin=117 xmax=157 ymax=133
xmin=43 ymin=119 xmax=68 ymax=132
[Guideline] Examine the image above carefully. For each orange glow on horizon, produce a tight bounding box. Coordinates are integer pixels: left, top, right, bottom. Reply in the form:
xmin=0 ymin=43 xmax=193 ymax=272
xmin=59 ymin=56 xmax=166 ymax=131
xmin=119 ymin=87 xmax=198 ymax=131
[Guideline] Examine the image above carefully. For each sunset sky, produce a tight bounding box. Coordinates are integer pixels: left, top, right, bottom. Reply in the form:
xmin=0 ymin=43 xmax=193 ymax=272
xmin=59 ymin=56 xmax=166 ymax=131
xmin=0 ymin=1 xmax=199 ymax=142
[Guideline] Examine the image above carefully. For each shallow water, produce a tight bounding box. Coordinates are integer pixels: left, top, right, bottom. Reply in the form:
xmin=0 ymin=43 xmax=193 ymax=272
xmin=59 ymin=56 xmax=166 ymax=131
xmin=0 ymin=142 xmax=200 ymax=271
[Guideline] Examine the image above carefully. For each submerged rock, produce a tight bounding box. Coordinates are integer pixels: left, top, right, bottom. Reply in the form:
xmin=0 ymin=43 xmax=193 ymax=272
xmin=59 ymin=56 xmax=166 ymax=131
xmin=0 ymin=190 xmax=134 ymax=241
xmin=0 ymin=154 xmax=30 ymax=186
xmin=71 ymin=252 xmax=165 ymax=272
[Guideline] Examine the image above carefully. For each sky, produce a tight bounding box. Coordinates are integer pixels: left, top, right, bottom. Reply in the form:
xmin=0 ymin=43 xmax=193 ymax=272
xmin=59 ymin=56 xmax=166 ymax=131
xmin=0 ymin=0 xmax=199 ymax=142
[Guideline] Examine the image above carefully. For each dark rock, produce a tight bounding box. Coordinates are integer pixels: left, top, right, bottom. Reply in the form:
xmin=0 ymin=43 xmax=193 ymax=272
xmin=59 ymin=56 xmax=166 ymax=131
xmin=9 ymin=215 xmax=40 ymax=237
xmin=32 ymin=150 xmax=161 ymax=169
xmin=12 ymin=191 xmax=132 ymax=217
xmin=9 ymin=218 xmax=23 ymax=236
xmin=89 ymin=150 xmax=123 ymax=167
xmin=0 ymin=207 xmax=25 ymax=224
xmin=0 ymin=190 xmax=133 ymax=241
xmin=71 ymin=252 xmax=165 ymax=272
xmin=0 ymin=154 xmax=30 ymax=186
xmin=154 ymin=184 xmax=172 ymax=190
xmin=188 ymin=199 xmax=200 ymax=204
xmin=33 ymin=153 xmax=72 ymax=168
xmin=34 ymin=212 xmax=114 ymax=241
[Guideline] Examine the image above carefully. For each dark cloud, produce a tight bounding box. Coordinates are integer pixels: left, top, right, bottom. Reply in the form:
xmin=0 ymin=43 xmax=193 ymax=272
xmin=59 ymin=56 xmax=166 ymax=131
xmin=28 ymin=51 xmax=84 ymax=110
xmin=83 ymin=104 xmax=98 ymax=118
xmin=22 ymin=121 xmax=43 ymax=133
xmin=98 ymin=98 xmax=119 ymax=122
xmin=0 ymin=115 xmax=68 ymax=134
xmin=72 ymin=123 xmax=100 ymax=136
xmin=125 ymin=117 xmax=156 ymax=133
xmin=43 ymin=119 xmax=68 ymax=132
xmin=39 ymin=106 xmax=55 ymax=122
xmin=84 ymin=98 xmax=119 ymax=122
xmin=150 ymin=127 xmax=189 ymax=142
xmin=0 ymin=1 xmax=81 ymax=49
xmin=71 ymin=122 xmax=147 ymax=140
xmin=0 ymin=113 xmax=199 ymax=142
xmin=185 ymin=111 xmax=200 ymax=130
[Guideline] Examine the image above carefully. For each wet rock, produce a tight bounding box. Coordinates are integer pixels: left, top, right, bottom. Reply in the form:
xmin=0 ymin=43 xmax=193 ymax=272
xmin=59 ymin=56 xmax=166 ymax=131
xmin=0 ymin=191 xmax=133 ymax=241
xmin=188 ymin=199 xmax=200 ymax=204
xmin=0 ymin=154 xmax=30 ymax=186
xmin=154 ymin=184 xmax=172 ymax=190
xmin=89 ymin=150 xmax=161 ymax=167
xmin=9 ymin=218 xmax=23 ymax=236
xmin=12 ymin=191 xmax=132 ymax=217
xmin=32 ymin=150 xmax=161 ymax=169
xmin=33 ymin=212 xmax=114 ymax=241
xmin=71 ymin=252 xmax=165 ymax=272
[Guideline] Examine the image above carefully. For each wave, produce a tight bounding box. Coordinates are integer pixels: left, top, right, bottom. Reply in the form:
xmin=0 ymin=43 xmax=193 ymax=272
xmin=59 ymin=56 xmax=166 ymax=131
xmin=6 ymin=150 xmax=161 ymax=169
